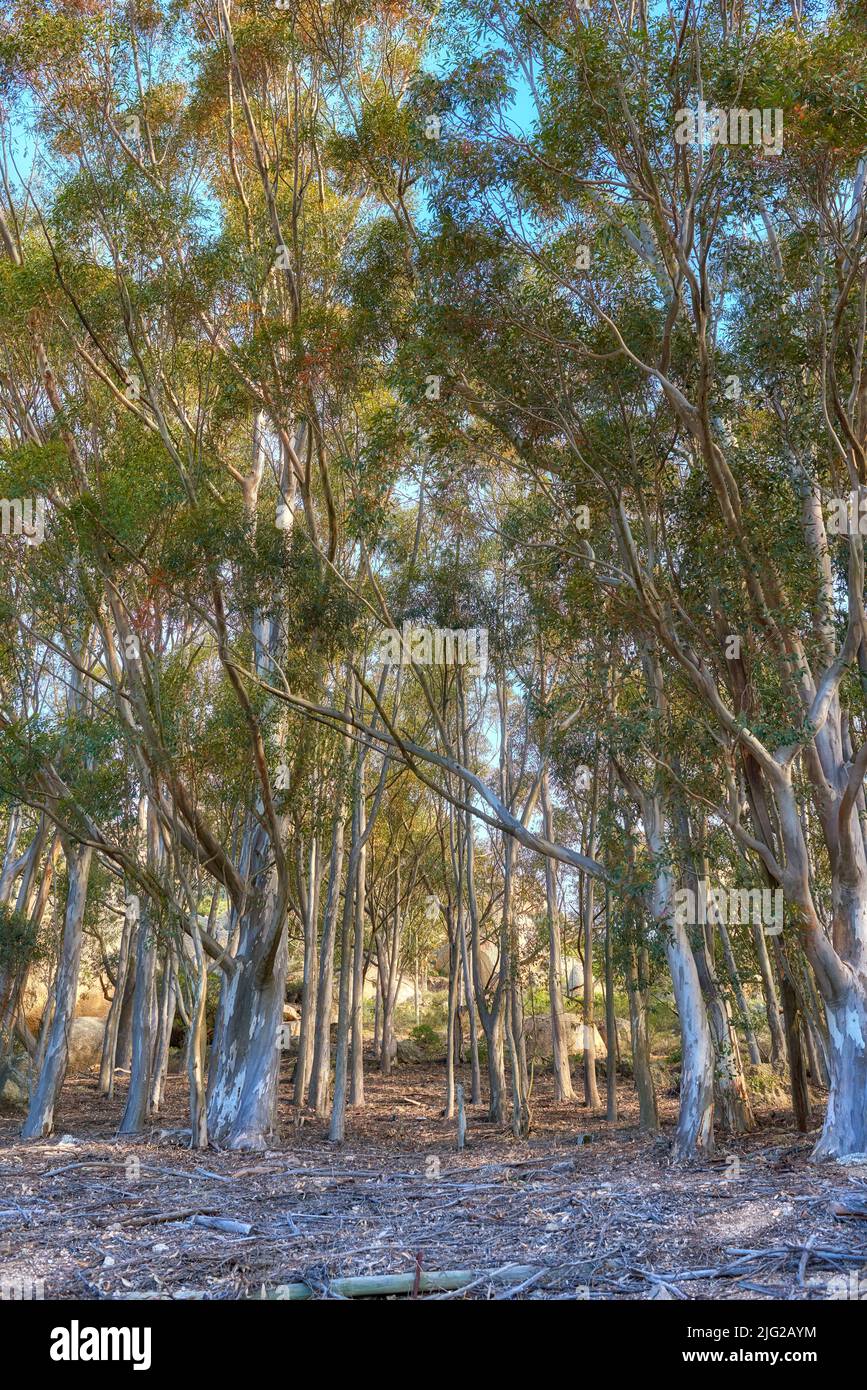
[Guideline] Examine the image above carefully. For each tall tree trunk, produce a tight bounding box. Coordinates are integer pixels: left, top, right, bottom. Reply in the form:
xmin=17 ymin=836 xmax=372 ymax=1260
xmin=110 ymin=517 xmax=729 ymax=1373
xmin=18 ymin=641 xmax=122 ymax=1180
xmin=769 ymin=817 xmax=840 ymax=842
xmin=99 ymin=898 xmax=135 ymax=1097
xmin=119 ymin=895 xmax=158 ymax=1135
xmin=773 ymin=938 xmax=811 ymax=1133
xmin=643 ymin=798 xmax=715 ymax=1158
xmin=626 ymin=939 xmax=658 ymax=1131
xmin=718 ymin=922 xmax=762 ymax=1066
xmin=149 ymin=951 xmax=176 ymax=1114
xmin=187 ymin=918 xmax=209 ymax=1150
xmin=380 ymin=866 xmax=404 ymax=1077
xmin=812 ymin=976 xmax=867 ymax=1158
xmin=309 ymin=805 xmax=345 ymax=1114
xmin=541 ymin=770 xmax=574 ymax=1101
xmin=679 ymin=833 xmax=754 ymax=1135
xmin=581 ymin=758 xmax=602 ymax=1110
xmin=751 ymin=917 xmax=787 ymax=1069
xmin=206 ymin=820 xmax=290 ymax=1149
xmin=444 ymin=918 xmax=459 ymax=1119
xmin=330 ymin=746 xmax=365 ymax=1143
xmin=21 ymin=844 xmax=93 ymax=1139
xmin=581 ymin=874 xmax=602 ymax=1111
xmin=604 ymin=882 xmax=618 ymax=1122
xmin=458 ymin=902 xmax=481 ymax=1102
xmin=349 ymin=798 xmax=367 ymax=1109
xmin=294 ymin=836 xmax=320 ymax=1105
xmin=507 ymin=966 xmax=530 ymax=1137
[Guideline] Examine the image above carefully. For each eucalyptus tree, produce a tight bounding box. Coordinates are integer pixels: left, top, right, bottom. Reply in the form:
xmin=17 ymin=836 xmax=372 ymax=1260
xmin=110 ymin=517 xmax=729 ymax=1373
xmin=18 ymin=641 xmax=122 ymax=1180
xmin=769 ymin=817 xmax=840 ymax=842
xmin=401 ymin=0 xmax=867 ymax=1156
xmin=0 ymin=0 xmax=432 ymax=1146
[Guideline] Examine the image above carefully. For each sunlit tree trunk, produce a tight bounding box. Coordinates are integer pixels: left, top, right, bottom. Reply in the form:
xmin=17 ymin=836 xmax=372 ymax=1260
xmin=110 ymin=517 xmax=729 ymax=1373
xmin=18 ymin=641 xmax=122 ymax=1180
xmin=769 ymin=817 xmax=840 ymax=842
xmin=21 ymin=843 xmax=93 ymax=1139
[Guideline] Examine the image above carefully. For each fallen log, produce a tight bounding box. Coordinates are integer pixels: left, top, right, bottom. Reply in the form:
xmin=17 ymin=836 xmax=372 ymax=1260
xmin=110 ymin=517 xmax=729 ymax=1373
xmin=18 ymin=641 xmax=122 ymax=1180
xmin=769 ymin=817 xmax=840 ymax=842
xmin=260 ymin=1264 xmax=541 ymax=1300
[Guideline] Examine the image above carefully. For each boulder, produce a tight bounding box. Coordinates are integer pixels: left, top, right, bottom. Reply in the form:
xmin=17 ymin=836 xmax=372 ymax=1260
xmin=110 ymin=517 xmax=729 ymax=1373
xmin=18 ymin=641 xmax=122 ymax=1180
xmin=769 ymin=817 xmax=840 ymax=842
xmin=0 ymin=1063 xmax=28 ymax=1110
xmin=396 ymin=1038 xmax=425 ymax=1064
xmin=563 ymin=956 xmax=583 ymax=996
xmin=75 ymin=980 xmax=111 ymax=1020
xmin=67 ymin=1017 xmax=106 ymax=1073
xmin=523 ymin=1014 xmax=607 ymax=1061
xmin=433 ymin=940 xmax=499 ymax=988
xmin=22 ymin=976 xmax=112 ymax=1029
xmin=360 ymin=970 xmax=417 ymax=1007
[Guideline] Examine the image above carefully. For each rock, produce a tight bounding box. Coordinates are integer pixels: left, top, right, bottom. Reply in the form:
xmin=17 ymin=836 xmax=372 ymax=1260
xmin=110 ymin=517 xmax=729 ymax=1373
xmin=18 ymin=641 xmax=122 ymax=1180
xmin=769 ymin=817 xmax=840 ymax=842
xmin=523 ymin=1014 xmax=607 ymax=1061
xmin=563 ymin=955 xmax=584 ymax=997
xmin=0 ymin=1064 xmax=28 ymax=1110
xmin=433 ymin=940 xmax=499 ymax=987
xmin=396 ymin=1038 xmax=425 ymax=1064
xmin=360 ymin=970 xmax=418 ymax=1007
xmin=22 ymin=975 xmax=112 ymax=1029
xmin=282 ymin=1003 xmax=301 ymax=1024
xmin=67 ymin=1016 xmax=106 ymax=1073
xmin=75 ymin=980 xmax=111 ymax=1020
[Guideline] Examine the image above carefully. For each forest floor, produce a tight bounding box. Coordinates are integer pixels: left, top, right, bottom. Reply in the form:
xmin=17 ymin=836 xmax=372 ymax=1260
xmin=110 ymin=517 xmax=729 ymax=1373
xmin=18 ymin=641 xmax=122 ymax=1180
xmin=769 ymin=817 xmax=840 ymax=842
xmin=1 ymin=1061 xmax=867 ymax=1301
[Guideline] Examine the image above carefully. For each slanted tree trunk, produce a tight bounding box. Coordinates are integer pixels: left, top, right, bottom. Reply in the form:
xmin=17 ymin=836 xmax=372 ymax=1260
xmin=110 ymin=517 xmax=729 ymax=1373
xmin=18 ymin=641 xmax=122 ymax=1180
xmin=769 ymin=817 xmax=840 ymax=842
xmin=187 ymin=915 xmax=209 ymax=1150
xmin=458 ymin=901 xmax=481 ymax=1102
xmin=22 ymin=844 xmax=93 ymax=1139
xmin=0 ymin=830 xmax=57 ymax=1072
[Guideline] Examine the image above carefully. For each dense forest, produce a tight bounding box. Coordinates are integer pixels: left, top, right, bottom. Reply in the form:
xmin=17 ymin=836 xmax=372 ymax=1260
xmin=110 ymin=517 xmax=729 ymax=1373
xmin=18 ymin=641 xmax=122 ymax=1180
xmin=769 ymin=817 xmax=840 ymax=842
xmin=1 ymin=0 xmax=867 ymax=1314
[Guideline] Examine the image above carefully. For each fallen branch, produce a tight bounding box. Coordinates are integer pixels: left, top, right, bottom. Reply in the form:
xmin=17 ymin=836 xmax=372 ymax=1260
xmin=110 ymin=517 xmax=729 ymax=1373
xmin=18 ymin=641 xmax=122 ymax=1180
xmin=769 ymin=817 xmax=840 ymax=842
xmin=192 ymin=1215 xmax=254 ymax=1235
xmin=260 ymin=1265 xmax=541 ymax=1300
